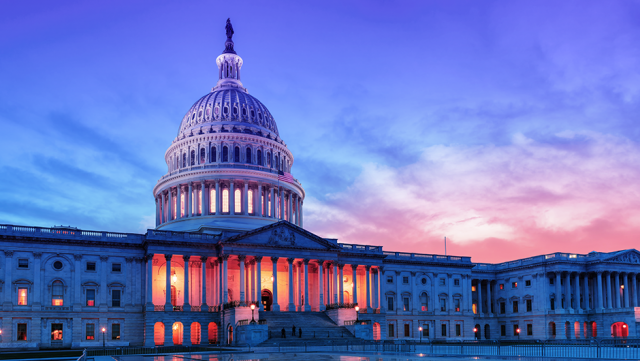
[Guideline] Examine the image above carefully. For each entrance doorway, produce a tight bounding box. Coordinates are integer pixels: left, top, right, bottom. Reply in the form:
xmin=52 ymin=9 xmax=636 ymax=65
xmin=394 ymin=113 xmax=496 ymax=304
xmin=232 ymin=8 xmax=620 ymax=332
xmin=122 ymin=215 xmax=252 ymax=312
xmin=262 ymin=289 xmax=273 ymax=311
xmin=612 ymin=322 xmax=629 ymax=338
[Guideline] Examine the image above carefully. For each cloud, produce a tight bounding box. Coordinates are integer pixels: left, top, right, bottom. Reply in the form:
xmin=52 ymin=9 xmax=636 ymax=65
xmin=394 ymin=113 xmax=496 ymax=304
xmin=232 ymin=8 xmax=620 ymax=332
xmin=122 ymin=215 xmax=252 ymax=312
xmin=304 ymin=131 xmax=640 ymax=263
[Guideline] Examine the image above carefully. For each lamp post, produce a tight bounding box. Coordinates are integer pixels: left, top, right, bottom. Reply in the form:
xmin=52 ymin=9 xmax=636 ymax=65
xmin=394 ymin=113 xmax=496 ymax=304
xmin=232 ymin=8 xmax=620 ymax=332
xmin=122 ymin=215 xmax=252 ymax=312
xmin=473 ymin=327 xmax=477 ymax=341
xmin=251 ymin=303 xmax=256 ymax=324
xmin=516 ymin=328 xmax=520 ymax=340
xmin=102 ymin=327 xmax=106 ymax=351
xmin=419 ymin=326 xmax=423 ymax=343
xmin=355 ymin=305 xmax=359 ymax=322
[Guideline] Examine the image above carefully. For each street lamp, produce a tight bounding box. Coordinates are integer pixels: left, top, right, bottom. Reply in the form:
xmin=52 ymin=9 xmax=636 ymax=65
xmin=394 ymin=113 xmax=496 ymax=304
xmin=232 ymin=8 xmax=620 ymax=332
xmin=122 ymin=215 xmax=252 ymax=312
xmin=516 ymin=328 xmax=521 ymax=340
xmin=419 ymin=326 xmax=423 ymax=343
xmin=473 ymin=327 xmax=477 ymax=340
xmin=250 ymin=303 xmax=256 ymax=324
xmin=102 ymin=327 xmax=106 ymax=351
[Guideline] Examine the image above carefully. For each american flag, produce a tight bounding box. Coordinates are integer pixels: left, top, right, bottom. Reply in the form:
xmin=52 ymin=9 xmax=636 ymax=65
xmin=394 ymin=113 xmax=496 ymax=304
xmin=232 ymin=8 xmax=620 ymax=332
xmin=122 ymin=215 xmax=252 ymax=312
xmin=278 ymin=170 xmax=295 ymax=184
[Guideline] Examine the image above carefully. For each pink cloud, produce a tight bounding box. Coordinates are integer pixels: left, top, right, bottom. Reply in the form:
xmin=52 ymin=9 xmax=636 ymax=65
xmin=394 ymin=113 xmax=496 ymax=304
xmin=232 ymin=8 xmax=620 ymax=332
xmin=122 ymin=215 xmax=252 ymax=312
xmin=304 ymin=131 xmax=640 ymax=263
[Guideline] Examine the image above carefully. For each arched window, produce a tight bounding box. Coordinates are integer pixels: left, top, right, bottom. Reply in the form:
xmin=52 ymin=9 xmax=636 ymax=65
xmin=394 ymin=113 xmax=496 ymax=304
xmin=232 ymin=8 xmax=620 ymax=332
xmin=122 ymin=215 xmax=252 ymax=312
xmin=267 ymin=152 xmax=271 ymax=167
xmin=190 ymin=150 xmax=195 ymax=166
xmin=182 ymin=153 xmax=186 ymax=168
xmin=200 ymin=148 xmax=205 ymax=163
xmin=222 ymin=146 xmax=228 ymax=162
xmin=248 ymin=190 xmax=253 ymax=214
xmin=245 ymin=147 xmax=252 ymax=164
xmin=275 ymin=155 xmax=279 ymax=170
xmin=268 ymin=193 xmax=271 ymax=217
xmin=222 ymin=189 xmax=229 ymax=213
xmin=420 ymin=292 xmax=428 ymax=311
xmin=52 ymin=280 xmax=63 ymax=306
xmin=257 ymin=150 xmax=262 ymax=165
xmin=234 ymin=189 xmax=241 ymax=213
xmin=234 ymin=146 xmax=240 ymax=162
xmin=210 ymin=189 xmax=216 ymax=213
xmin=210 ymin=147 xmax=217 ymax=163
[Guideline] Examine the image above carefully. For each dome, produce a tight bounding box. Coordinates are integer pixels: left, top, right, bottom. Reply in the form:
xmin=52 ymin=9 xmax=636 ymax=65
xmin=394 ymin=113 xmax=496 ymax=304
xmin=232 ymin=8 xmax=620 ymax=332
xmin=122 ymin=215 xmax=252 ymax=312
xmin=176 ymin=88 xmax=279 ymax=139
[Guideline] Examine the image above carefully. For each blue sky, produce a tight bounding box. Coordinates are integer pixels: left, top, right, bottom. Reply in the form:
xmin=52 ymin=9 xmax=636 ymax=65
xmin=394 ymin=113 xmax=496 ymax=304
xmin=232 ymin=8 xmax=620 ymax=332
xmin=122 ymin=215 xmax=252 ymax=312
xmin=2 ymin=1 xmax=640 ymax=262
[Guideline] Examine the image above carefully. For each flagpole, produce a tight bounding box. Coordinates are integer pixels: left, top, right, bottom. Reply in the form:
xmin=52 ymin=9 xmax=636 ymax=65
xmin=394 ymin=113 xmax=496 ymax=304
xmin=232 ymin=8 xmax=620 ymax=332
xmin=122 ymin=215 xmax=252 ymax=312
xmin=444 ymin=236 xmax=447 ymax=256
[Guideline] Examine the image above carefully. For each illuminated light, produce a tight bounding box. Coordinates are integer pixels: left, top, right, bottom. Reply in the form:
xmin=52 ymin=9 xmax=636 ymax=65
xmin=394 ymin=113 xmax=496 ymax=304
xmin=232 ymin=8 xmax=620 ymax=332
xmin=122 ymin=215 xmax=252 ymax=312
xmin=517 ymin=328 xmax=521 ymax=333
xmin=471 ymin=286 xmax=476 ymax=292
xmin=251 ymin=304 xmax=255 ymax=310
xmin=172 ymin=274 xmax=178 ymax=284
xmin=173 ymin=324 xmax=178 ymax=330
xmin=473 ymin=328 xmax=477 ymax=332
xmin=271 ymin=276 xmax=274 ymax=282
xmin=621 ymin=285 xmax=625 ymax=289
xmin=198 ymin=189 xmax=202 ymax=214
xmin=355 ymin=305 xmax=360 ymax=312
xmin=102 ymin=327 xmax=106 ymax=333
xmin=344 ymin=277 xmax=348 ymax=282
xmin=623 ymin=324 xmax=627 ymax=328
xmin=419 ymin=327 xmax=423 ymax=331
xmin=248 ymin=190 xmax=253 ymax=214
xmin=222 ymin=189 xmax=229 ymax=213
xmin=235 ymin=189 xmax=242 ymax=213
xmin=210 ymin=189 xmax=216 ymax=213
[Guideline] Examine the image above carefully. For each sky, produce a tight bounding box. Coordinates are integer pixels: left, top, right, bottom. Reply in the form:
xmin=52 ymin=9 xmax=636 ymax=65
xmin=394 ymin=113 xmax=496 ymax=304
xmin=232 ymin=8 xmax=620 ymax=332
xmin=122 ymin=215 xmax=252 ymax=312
xmin=2 ymin=0 xmax=640 ymax=263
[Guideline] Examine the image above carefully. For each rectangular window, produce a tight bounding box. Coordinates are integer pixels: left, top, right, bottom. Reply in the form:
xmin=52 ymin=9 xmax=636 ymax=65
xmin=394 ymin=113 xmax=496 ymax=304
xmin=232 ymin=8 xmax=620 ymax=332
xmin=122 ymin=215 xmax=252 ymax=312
xmin=18 ymin=287 xmax=28 ymax=305
xmin=471 ymin=285 xmax=476 ymax=292
xmin=112 ymin=263 xmax=121 ymax=272
xmin=525 ymin=280 xmax=531 ymax=287
xmin=403 ymin=276 xmax=409 ymax=284
xmin=513 ymin=301 xmax=518 ymax=313
xmin=403 ymin=297 xmax=410 ymax=311
xmin=387 ymin=276 xmax=393 ymax=284
xmin=454 ymin=279 xmax=460 ymax=286
xmin=527 ymin=324 xmax=533 ymax=336
xmin=18 ymin=259 xmax=28 ymax=268
xmin=455 ymin=324 xmax=461 ymax=336
xmin=112 ymin=290 xmax=121 ymax=307
xmin=388 ymin=324 xmax=394 ymax=337
xmin=112 ymin=323 xmax=121 ymax=340
xmin=439 ymin=278 xmax=445 ymax=286
xmin=549 ymin=277 xmax=554 ymax=285
xmin=404 ymin=324 xmax=410 ymax=337
xmin=454 ymin=299 xmax=460 ymax=312
xmin=51 ymin=323 xmax=63 ymax=340
xmin=441 ymin=324 xmax=447 ymax=337
xmin=472 ymin=303 xmax=477 ymax=314
xmin=500 ymin=302 xmax=505 ymax=314
xmin=86 ymin=289 xmax=96 ymax=307
xmin=513 ymin=324 xmax=519 ymax=336
xmin=86 ymin=262 xmax=96 ymax=271
xmin=422 ymin=324 xmax=429 ymax=337
xmin=387 ymin=296 xmax=394 ymax=311
xmin=550 ymin=298 xmax=555 ymax=310
xmin=499 ymin=284 xmax=504 ymax=290
xmin=86 ymin=324 xmax=95 ymax=340
xmin=526 ymin=299 xmax=532 ymax=312
xmin=440 ymin=299 xmax=446 ymax=311
xmin=501 ymin=325 xmax=506 ymax=336
xmin=17 ymin=323 xmax=27 ymax=341
xmin=511 ymin=282 xmax=517 ymax=289
xmin=210 ymin=189 xmax=217 ymax=213
xmin=248 ymin=190 xmax=254 ymax=214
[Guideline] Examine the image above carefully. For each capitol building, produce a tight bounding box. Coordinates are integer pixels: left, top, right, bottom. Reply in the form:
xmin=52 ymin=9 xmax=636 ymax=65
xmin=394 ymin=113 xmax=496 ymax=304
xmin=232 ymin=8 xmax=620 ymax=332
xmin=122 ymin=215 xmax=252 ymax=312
xmin=1 ymin=22 xmax=640 ymax=350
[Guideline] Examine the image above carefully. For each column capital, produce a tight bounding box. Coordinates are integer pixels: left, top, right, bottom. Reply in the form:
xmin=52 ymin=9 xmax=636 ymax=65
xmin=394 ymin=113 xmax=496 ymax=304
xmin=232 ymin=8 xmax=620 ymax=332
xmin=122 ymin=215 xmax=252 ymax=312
xmin=71 ymin=254 xmax=81 ymax=261
xmin=145 ymin=254 xmax=154 ymax=262
xmin=135 ymin=257 xmax=143 ymax=264
xmin=337 ymin=263 xmax=344 ymax=269
xmin=164 ymin=254 xmax=172 ymax=261
xmin=351 ymin=264 xmax=359 ymax=270
xmin=237 ymin=254 xmax=246 ymax=262
xmin=303 ymin=258 xmax=310 ymax=265
xmin=3 ymin=250 xmax=14 ymax=258
xmin=365 ymin=265 xmax=371 ymax=271
xmin=250 ymin=259 xmax=256 ymax=266
xmin=100 ymin=255 xmax=109 ymax=262
xmin=183 ymin=255 xmax=191 ymax=262
xmin=255 ymin=256 xmax=263 ymax=262
xmin=597 ymin=270 xmax=604 ymax=275
xmin=125 ymin=257 xmax=134 ymax=263
xmin=200 ymin=256 xmax=209 ymax=263
xmin=221 ymin=254 xmax=230 ymax=261
xmin=286 ymin=257 xmax=295 ymax=264
xmin=270 ymin=256 xmax=279 ymax=263
xmin=316 ymin=259 xmax=325 ymax=265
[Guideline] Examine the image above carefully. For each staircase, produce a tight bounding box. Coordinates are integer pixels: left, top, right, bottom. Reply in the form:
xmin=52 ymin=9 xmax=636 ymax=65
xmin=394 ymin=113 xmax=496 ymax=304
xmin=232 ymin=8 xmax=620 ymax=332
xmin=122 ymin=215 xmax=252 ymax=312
xmin=258 ymin=311 xmax=355 ymax=344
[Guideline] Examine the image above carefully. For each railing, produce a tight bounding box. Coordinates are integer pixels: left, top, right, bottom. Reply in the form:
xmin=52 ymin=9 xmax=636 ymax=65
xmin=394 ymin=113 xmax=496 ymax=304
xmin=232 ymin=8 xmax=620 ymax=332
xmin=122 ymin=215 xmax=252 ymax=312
xmin=157 ymin=163 xmax=303 ymax=187
xmin=339 ymin=244 xmax=383 ymax=253
xmin=154 ymin=305 xmax=164 ymax=311
xmin=344 ymin=320 xmax=371 ymax=325
xmin=383 ymin=251 xmax=472 ymax=263
xmin=77 ymin=349 xmax=87 ymax=361
xmin=173 ymin=305 xmax=183 ymax=312
xmin=223 ymin=301 xmax=259 ymax=310
xmin=237 ymin=319 xmax=249 ymax=326
xmin=209 ymin=305 xmax=220 ymax=312
xmin=325 ymin=303 xmax=358 ymax=310
xmin=258 ymin=319 xmax=268 ymax=325
xmin=86 ymin=345 xmax=219 ymax=357
xmin=0 ymin=224 xmax=143 ymax=243
xmin=191 ymin=305 xmax=201 ymax=312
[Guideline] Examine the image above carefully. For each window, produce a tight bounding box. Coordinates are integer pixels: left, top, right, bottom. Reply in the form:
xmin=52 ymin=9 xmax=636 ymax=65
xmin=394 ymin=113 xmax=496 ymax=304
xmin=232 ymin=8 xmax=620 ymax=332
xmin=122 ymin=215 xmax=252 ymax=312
xmin=86 ymin=289 xmax=96 ymax=306
xmin=112 ymin=263 xmax=121 ymax=272
xmin=200 ymin=148 xmax=205 ymax=163
xmin=440 ymin=298 xmax=446 ymax=312
xmin=526 ymin=299 xmax=532 ymax=312
xmin=454 ymin=279 xmax=460 ymax=286
xmin=550 ymin=298 xmax=555 ymax=310
xmin=501 ymin=325 xmax=506 ymax=336
xmin=513 ymin=301 xmax=518 ymax=313
xmin=210 ymin=189 xmax=216 ymax=213
xmin=439 ymin=278 xmax=445 ymax=286
xmin=549 ymin=277 xmax=554 ymax=285
xmin=18 ymin=259 xmax=28 ymax=268
xmin=500 ymin=302 xmax=505 ymax=314
xmin=51 ymin=323 xmax=63 ymax=340
xmin=472 ymin=285 xmax=477 ymax=292
xmin=421 ymin=278 xmax=427 ymax=285
xmin=86 ymin=262 xmax=96 ymax=271
xmin=234 ymin=189 xmax=241 ymax=213
xmin=190 ymin=150 xmax=195 ymax=165
xmin=222 ymin=189 xmax=229 ymax=213
xmin=511 ymin=282 xmax=517 ymax=289
xmin=388 ymin=324 xmax=394 ymax=337
xmin=52 ymin=281 xmax=63 ymax=306
xmin=182 ymin=153 xmax=186 ymax=167
xmin=403 ymin=276 xmax=409 ymax=284
xmin=257 ymin=150 xmax=262 ymax=165
xmin=387 ymin=276 xmax=393 ymax=284
xmin=422 ymin=324 xmax=429 ymax=337
xmin=404 ymin=324 xmax=410 ymax=337
xmin=441 ymin=324 xmax=447 ymax=337
xmin=499 ymin=284 xmax=504 ymax=290
xmin=17 ymin=323 xmax=27 ymax=341
xmin=472 ymin=303 xmax=477 ymax=314
xmin=513 ymin=324 xmax=519 ymax=336
xmin=112 ymin=323 xmax=121 ymax=340
xmin=248 ymin=190 xmax=253 ymax=214
xmin=246 ymin=147 xmax=252 ymax=163
xmin=527 ymin=324 xmax=533 ymax=336
xmin=53 ymin=261 xmax=63 ymax=270
xmin=86 ymin=323 xmax=95 ymax=340
xmin=420 ymin=292 xmax=428 ymax=311
xmin=456 ymin=324 xmax=461 ymax=336
xmin=234 ymin=146 xmax=240 ymax=162
xmin=211 ymin=147 xmax=217 ymax=162
xmin=403 ymin=297 xmax=410 ymax=311
xmin=223 ymin=146 xmax=228 ymax=162
xmin=18 ymin=287 xmax=28 ymax=305
xmin=112 ymin=290 xmax=121 ymax=307
xmin=387 ymin=296 xmax=394 ymax=311
xmin=454 ymin=299 xmax=460 ymax=312
xmin=525 ymin=280 xmax=531 ymax=287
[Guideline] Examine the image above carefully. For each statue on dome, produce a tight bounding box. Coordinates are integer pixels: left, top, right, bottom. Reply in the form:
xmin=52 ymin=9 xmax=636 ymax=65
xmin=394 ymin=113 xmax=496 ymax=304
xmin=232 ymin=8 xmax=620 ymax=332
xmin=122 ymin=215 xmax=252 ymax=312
xmin=226 ymin=18 xmax=234 ymax=40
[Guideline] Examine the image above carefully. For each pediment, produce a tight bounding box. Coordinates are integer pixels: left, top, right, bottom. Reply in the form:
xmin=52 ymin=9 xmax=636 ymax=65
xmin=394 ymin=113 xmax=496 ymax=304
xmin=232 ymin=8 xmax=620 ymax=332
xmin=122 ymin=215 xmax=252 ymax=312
xmin=603 ymin=250 xmax=640 ymax=264
xmin=222 ymin=221 xmax=340 ymax=250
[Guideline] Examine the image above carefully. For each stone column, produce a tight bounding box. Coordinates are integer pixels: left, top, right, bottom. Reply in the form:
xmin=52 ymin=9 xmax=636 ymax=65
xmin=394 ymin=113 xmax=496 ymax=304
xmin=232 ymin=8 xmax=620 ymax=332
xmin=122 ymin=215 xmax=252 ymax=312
xmin=160 ymin=192 xmax=165 ymax=223
xmin=333 ymin=262 xmax=339 ymax=303
xmin=271 ymin=257 xmax=280 ymax=311
xmin=146 ymin=254 xmax=154 ymax=310
xmin=201 ymin=256 xmax=208 ymax=311
xmin=183 ymin=256 xmax=190 ymax=311
xmin=352 ymin=265 xmax=358 ymax=305
xmin=596 ymin=272 xmax=603 ymax=310
xmin=300 ymin=201 xmax=303 ymax=228
xmin=477 ymin=280 xmax=483 ymax=315
xmin=201 ymin=180 xmax=206 ymax=215
xmin=366 ymin=266 xmax=371 ymax=311
xmin=250 ymin=260 xmax=256 ymax=303
xmin=606 ymin=272 xmax=613 ymax=309
xmin=230 ymin=181 xmax=235 ymax=214
xmin=215 ymin=180 xmax=220 ymax=214
xmin=296 ymin=262 xmax=302 ymax=309
xmin=564 ymin=272 xmax=570 ymax=310
xmin=555 ymin=272 xmax=561 ymax=310
xmin=574 ymin=273 xmax=580 ymax=311
xmin=279 ymin=188 xmax=285 ymax=220
xmin=318 ymin=260 xmax=325 ymax=311
xmin=304 ymin=259 xmax=310 ymax=311
xmin=256 ymin=256 xmax=263 ymax=311
xmin=287 ymin=258 xmax=295 ymax=311
xmin=623 ymin=273 xmax=630 ymax=308
xmin=632 ymin=273 xmax=638 ymax=307
xmin=188 ymin=182 xmax=193 ymax=217
xmin=168 ymin=189 xmax=173 ymax=220
xmin=339 ymin=264 xmax=344 ymax=304
xmin=235 ymin=255 xmax=244 ymax=304
xmin=614 ymin=273 xmax=621 ymax=308
xmin=257 ymin=184 xmax=263 ymax=216
xmin=33 ymin=253 xmax=43 ymax=310
xmin=222 ymin=255 xmax=229 ymax=304
xmin=270 ymin=187 xmax=275 ymax=218
xmin=177 ymin=185 xmax=182 ymax=219
xmin=164 ymin=255 xmax=172 ymax=311
xmin=288 ymin=193 xmax=293 ymax=222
